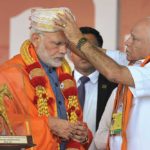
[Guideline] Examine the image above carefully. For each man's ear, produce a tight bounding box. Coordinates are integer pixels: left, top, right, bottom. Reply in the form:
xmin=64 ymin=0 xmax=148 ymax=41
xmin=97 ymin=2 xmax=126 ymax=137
xmin=31 ymin=33 xmax=41 ymax=48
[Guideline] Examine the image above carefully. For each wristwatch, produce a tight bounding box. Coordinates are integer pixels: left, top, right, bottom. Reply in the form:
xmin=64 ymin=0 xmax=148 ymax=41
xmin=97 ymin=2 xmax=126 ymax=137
xmin=76 ymin=37 xmax=88 ymax=50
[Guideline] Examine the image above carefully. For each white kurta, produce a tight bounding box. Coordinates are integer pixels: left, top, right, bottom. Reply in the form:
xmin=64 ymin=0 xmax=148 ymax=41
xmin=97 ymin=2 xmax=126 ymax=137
xmin=95 ymin=50 xmax=150 ymax=150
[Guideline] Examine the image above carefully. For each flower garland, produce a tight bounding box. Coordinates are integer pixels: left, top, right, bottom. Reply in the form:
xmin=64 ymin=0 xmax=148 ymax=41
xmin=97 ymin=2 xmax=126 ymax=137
xmin=20 ymin=40 xmax=53 ymax=116
xmin=59 ymin=73 xmax=82 ymax=149
xmin=20 ymin=40 xmax=81 ymax=122
xmin=20 ymin=40 xmax=82 ymax=149
xmin=59 ymin=73 xmax=81 ymax=123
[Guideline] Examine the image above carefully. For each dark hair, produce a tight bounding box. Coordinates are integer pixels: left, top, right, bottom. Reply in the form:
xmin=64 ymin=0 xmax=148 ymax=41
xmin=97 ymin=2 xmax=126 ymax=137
xmin=79 ymin=26 xmax=103 ymax=47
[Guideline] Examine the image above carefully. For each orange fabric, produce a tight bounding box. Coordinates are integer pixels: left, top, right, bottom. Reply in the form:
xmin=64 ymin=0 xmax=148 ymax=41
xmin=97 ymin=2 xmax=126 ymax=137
xmin=28 ymin=42 xmax=58 ymax=117
xmin=108 ymin=56 xmax=150 ymax=150
xmin=27 ymin=42 xmax=92 ymax=149
xmin=114 ymin=85 xmax=132 ymax=150
xmin=0 ymin=46 xmax=92 ymax=150
xmin=0 ymin=56 xmax=59 ymax=150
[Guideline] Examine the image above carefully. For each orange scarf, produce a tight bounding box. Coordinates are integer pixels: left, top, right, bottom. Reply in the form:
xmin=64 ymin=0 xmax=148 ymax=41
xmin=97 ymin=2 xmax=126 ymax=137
xmin=20 ymin=40 xmax=85 ymax=149
xmin=108 ymin=56 xmax=150 ymax=150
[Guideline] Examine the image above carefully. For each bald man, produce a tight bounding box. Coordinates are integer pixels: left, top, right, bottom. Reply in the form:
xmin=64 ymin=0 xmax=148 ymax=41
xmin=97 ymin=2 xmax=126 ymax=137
xmin=54 ymin=13 xmax=150 ymax=150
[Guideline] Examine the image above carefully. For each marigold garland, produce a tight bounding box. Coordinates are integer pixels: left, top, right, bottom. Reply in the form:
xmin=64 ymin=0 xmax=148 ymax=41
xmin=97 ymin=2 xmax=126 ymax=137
xmin=20 ymin=40 xmax=82 ymax=149
xmin=20 ymin=40 xmax=81 ymax=121
xmin=59 ymin=73 xmax=81 ymax=123
xmin=20 ymin=40 xmax=52 ymax=116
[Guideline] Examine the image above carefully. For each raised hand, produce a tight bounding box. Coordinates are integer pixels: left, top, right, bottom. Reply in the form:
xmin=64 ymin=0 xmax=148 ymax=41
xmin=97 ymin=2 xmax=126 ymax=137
xmin=53 ymin=10 xmax=83 ymax=45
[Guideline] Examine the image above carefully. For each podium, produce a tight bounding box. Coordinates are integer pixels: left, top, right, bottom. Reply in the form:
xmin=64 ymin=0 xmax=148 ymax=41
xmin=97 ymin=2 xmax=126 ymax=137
xmin=0 ymin=135 xmax=35 ymax=150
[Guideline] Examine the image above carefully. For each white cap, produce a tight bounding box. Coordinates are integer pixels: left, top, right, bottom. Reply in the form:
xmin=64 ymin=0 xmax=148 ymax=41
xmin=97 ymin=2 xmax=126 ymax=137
xmin=30 ymin=7 xmax=73 ymax=32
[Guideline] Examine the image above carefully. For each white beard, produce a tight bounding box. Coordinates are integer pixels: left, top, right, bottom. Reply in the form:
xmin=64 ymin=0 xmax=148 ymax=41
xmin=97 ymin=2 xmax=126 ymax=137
xmin=36 ymin=42 xmax=63 ymax=67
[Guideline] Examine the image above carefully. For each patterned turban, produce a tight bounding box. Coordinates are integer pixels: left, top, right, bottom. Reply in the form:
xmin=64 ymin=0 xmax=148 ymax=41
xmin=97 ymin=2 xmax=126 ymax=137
xmin=30 ymin=7 xmax=73 ymax=32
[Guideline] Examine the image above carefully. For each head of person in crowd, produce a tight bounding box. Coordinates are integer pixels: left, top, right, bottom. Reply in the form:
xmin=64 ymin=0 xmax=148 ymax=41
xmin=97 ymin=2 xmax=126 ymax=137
xmin=71 ymin=26 xmax=103 ymax=75
xmin=125 ymin=18 xmax=150 ymax=62
xmin=30 ymin=7 xmax=70 ymax=68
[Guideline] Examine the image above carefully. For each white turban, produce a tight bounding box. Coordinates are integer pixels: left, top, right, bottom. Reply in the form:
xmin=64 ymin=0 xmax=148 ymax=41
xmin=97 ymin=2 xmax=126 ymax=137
xmin=30 ymin=7 xmax=73 ymax=32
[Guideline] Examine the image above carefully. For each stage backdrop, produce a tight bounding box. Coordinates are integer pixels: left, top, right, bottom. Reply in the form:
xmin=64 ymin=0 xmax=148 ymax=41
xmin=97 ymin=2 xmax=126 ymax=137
xmin=0 ymin=0 xmax=118 ymax=64
xmin=119 ymin=0 xmax=150 ymax=50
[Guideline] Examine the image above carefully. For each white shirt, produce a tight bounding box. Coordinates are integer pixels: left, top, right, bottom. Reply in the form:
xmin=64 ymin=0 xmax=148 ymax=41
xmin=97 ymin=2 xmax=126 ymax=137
xmin=94 ymin=50 xmax=150 ymax=150
xmin=74 ymin=69 xmax=99 ymax=150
